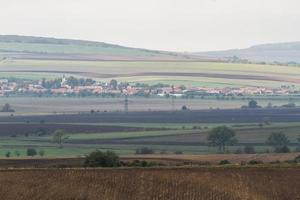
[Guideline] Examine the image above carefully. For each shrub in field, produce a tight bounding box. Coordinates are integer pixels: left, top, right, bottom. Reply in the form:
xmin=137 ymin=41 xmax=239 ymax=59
xmin=84 ymin=150 xmax=120 ymax=167
xmin=27 ymin=148 xmax=37 ymax=157
xmin=192 ymin=126 xmax=202 ymax=130
xmin=5 ymin=151 xmax=11 ymax=158
xmin=174 ymin=150 xmax=183 ymax=154
xmin=122 ymin=160 xmax=162 ymax=167
xmin=39 ymin=150 xmax=45 ymax=157
xmin=219 ymin=160 xmax=231 ymax=165
xmin=36 ymin=128 xmax=48 ymax=136
xmin=248 ymin=160 xmax=263 ymax=165
xmin=135 ymin=147 xmax=154 ymax=155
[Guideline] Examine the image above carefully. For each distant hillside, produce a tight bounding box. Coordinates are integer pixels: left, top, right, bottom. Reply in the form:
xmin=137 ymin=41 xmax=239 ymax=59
xmin=2 ymin=35 xmax=299 ymax=63
xmin=194 ymin=42 xmax=300 ymax=63
xmin=0 ymin=35 xmax=196 ymax=61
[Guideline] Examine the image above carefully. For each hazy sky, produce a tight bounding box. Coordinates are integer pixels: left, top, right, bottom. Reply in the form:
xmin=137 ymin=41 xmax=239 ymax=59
xmin=1 ymin=0 xmax=300 ymax=51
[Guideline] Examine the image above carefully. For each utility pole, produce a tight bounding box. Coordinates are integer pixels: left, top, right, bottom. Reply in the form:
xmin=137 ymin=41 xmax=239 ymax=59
xmin=171 ymin=85 xmax=175 ymax=111
xmin=124 ymin=94 xmax=128 ymax=113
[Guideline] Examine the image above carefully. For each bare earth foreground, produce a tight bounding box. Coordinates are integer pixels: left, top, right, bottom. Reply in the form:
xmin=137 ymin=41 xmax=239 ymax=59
xmin=0 ymin=167 xmax=299 ymax=200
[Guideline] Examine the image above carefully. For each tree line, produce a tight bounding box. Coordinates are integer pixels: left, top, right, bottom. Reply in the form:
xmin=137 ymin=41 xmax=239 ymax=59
xmin=207 ymin=126 xmax=298 ymax=153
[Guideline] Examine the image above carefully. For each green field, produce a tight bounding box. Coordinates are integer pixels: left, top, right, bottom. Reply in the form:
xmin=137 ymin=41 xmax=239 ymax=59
xmin=0 ymin=42 xmax=157 ymax=56
xmin=0 ymin=35 xmax=184 ymax=60
xmin=0 ymin=122 xmax=299 ymax=157
xmin=1 ymin=59 xmax=300 ymax=88
xmin=1 ymin=51 xmax=300 ymax=158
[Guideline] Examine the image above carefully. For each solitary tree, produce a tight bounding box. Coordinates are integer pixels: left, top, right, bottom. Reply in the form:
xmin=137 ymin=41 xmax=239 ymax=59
xmin=181 ymin=105 xmax=188 ymax=111
xmin=248 ymin=100 xmax=259 ymax=108
xmin=5 ymin=151 xmax=11 ymax=158
xmin=207 ymin=126 xmax=238 ymax=153
xmin=27 ymin=148 xmax=37 ymax=157
xmin=110 ymin=79 xmax=118 ymax=90
xmin=39 ymin=150 xmax=45 ymax=157
xmin=266 ymin=132 xmax=290 ymax=153
xmin=53 ymin=129 xmax=68 ymax=148
xmin=1 ymin=103 xmax=15 ymax=112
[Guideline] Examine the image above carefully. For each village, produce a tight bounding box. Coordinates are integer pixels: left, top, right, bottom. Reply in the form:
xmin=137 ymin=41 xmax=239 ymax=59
xmin=0 ymin=76 xmax=299 ymax=97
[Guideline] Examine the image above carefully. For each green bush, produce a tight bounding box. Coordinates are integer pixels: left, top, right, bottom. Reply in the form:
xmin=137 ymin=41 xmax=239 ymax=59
xmin=248 ymin=160 xmax=263 ymax=165
xmin=27 ymin=148 xmax=37 ymax=157
xmin=84 ymin=150 xmax=120 ymax=167
xmin=219 ymin=160 xmax=230 ymax=165
xmin=174 ymin=150 xmax=183 ymax=155
xmin=5 ymin=151 xmax=11 ymax=158
xmin=119 ymin=160 xmax=165 ymax=167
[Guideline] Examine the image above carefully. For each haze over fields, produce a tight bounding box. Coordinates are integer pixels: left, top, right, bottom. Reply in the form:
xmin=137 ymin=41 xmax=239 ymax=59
xmin=1 ymin=1 xmax=300 ymax=200
xmin=195 ymin=42 xmax=300 ymax=63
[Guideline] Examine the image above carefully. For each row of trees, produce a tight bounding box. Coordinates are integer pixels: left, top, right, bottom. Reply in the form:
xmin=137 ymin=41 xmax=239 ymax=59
xmin=4 ymin=129 xmax=67 ymax=158
xmin=207 ymin=126 xmax=298 ymax=153
xmin=5 ymin=148 xmax=45 ymax=158
xmin=84 ymin=149 xmax=300 ymax=168
xmin=41 ymin=76 xmax=96 ymax=89
xmin=19 ymin=127 xmax=300 ymax=155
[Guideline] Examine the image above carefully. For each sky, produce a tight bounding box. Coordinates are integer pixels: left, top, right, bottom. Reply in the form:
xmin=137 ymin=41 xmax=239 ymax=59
xmin=1 ymin=0 xmax=300 ymax=51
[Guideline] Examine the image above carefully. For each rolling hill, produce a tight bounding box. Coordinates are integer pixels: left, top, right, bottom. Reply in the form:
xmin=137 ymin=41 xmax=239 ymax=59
xmin=0 ymin=35 xmax=197 ymax=61
xmin=2 ymin=35 xmax=300 ymax=63
xmin=194 ymin=42 xmax=300 ymax=63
